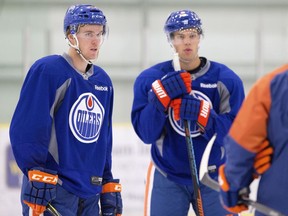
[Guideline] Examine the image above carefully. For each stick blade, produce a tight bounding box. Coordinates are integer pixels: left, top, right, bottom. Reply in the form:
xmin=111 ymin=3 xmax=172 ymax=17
xmin=199 ymin=134 xmax=286 ymax=216
xmin=199 ymin=133 xmax=217 ymax=182
xmin=201 ymin=172 xmax=220 ymax=192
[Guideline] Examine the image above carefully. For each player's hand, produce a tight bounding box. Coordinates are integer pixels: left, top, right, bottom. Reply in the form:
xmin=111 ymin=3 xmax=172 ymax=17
xmin=100 ymin=179 xmax=123 ymax=216
xmin=160 ymin=71 xmax=191 ymax=98
xmin=218 ymin=164 xmax=248 ymax=214
xmin=253 ymin=140 xmax=273 ymax=177
xmin=149 ymin=71 xmax=191 ymax=112
xmin=23 ymin=167 xmax=58 ymax=215
xmin=170 ymin=95 xmax=212 ymax=132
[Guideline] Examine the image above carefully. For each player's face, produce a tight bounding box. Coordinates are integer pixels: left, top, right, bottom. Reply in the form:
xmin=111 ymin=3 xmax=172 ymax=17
xmin=76 ymin=25 xmax=104 ymax=61
xmin=172 ymin=29 xmax=200 ymax=63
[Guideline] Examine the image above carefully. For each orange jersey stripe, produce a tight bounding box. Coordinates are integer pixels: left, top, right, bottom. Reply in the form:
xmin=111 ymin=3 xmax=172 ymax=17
xmin=229 ymin=64 xmax=288 ymax=153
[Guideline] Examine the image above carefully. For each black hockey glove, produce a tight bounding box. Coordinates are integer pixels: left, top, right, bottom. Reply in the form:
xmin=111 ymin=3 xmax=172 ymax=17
xmin=100 ymin=179 xmax=122 ymax=216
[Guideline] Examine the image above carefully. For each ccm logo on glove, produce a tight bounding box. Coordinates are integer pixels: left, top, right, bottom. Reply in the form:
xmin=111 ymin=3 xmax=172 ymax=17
xmin=102 ymin=182 xmax=122 ymax=193
xmin=28 ymin=170 xmax=58 ymax=185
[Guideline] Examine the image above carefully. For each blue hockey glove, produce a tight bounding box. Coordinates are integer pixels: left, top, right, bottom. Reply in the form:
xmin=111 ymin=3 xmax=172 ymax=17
xmin=218 ymin=164 xmax=248 ymax=214
xmin=100 ymin=179 xmax=123 ymax=216
xmin=170 ymin=95 xmax=212 ymax=132
xmin=23 ymin=167 xmax=58 ymax=215
xmin=253 ymin=140 xmax=273 ymax=177
xmin=160 ymin=71 xmax=191 ymax=99
xmin=149 ymin=71 xmax=191 ymax=112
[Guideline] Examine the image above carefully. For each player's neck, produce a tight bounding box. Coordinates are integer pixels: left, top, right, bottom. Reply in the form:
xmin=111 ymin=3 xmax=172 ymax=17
xmin=68 ymin=49 xmax=89 ymax=73
xmin=180 ymin=56 xmax=201 ymax=71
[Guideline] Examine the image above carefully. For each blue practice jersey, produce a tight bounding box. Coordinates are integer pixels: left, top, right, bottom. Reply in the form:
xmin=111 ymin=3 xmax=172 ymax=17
xmin=10 ymin=54 xmax=114 ymax=199
xmin=131 ymin=58 xmax=245 ymax=185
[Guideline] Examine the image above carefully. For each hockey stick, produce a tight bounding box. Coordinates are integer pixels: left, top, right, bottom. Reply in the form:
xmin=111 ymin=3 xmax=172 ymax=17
xmin=172 ymin=52 xmax=204 ymax=216
xmin=46 ymin=203 xmax=62 ymax=216
xmin=199 ymin=134 xmax=286 ymax=216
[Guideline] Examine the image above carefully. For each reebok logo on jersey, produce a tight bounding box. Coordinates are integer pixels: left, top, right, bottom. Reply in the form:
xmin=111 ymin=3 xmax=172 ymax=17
xmin=95 ymin=85 xmax=108 ymax=91
xmin=200 ymin=83 xmax=217 ymax=88
xmin=69 ymin=93 xmax=105 ymax=143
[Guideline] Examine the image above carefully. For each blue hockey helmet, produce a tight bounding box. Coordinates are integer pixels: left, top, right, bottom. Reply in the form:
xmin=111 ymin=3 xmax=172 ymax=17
xmin=164 ymin=10 xmax=202 ymax=36
xmin=64 ymin=4 xmax=107 ymax=36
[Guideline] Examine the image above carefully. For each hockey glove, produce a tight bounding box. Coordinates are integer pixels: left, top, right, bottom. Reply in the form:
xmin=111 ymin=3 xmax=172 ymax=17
xmin=218 ymin=164 xmax=248 ymax=214
xmin=253 ymin=140 xmax=273 ymax=177
xmin=100 ymin=179 xmax=123 ymax=216
xmin=149 ymin=71 xmax=191 ymax=112
xmin=23 ymin=167 xmax=58 ymax=216
xmin=170 ymin=95 xmax=212 ymax=132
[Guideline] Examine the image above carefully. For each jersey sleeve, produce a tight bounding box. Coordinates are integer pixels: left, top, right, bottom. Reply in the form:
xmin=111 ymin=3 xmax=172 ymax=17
xmin=203 ymin=68 xmax=245 ymax=147
xmin=9 ymin=61 xmax=61 ymax=175
xmin=223 ymin=67 xmax=283 ymax=190
xmin=131 ymin=69 xmax=167 ymax=144
xmin=102 ymin=86 xmax=114 ymax=181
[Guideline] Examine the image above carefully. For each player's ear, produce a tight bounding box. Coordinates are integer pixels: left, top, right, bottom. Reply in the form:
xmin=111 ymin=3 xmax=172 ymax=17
xmin=67 ymin=34 xmax=75 ymax=45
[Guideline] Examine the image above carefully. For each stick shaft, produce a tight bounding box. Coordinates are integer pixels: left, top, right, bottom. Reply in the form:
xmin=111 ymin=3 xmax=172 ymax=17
xmin=47 ymin=203 xmax=62 ymax=216
xmin=184 ymin=121 xmax=204 ymax=216
xmin=173 ymin=52 xmax=204 ymax=216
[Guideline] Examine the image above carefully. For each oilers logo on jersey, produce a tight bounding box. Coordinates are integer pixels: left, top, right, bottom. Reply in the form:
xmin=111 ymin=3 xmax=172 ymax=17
xmin=168 ymin=90 xmax=213 ymax=137
xmin=69 ymin=93 xmax=105 ymax=143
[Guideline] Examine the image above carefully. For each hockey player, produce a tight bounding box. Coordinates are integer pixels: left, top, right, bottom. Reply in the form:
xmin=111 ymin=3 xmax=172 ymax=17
xmin=218 ymin=65 xmax=288 ymax=215
xmin=9 ymin=4 xmax=122 ymax=216
xmin=131 ymin=9 xmax=245 ymax=216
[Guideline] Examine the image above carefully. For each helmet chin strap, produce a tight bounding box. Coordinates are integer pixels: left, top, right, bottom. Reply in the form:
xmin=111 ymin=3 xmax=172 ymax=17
xmin=66 ymin=34 xmax=93 ymax=65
